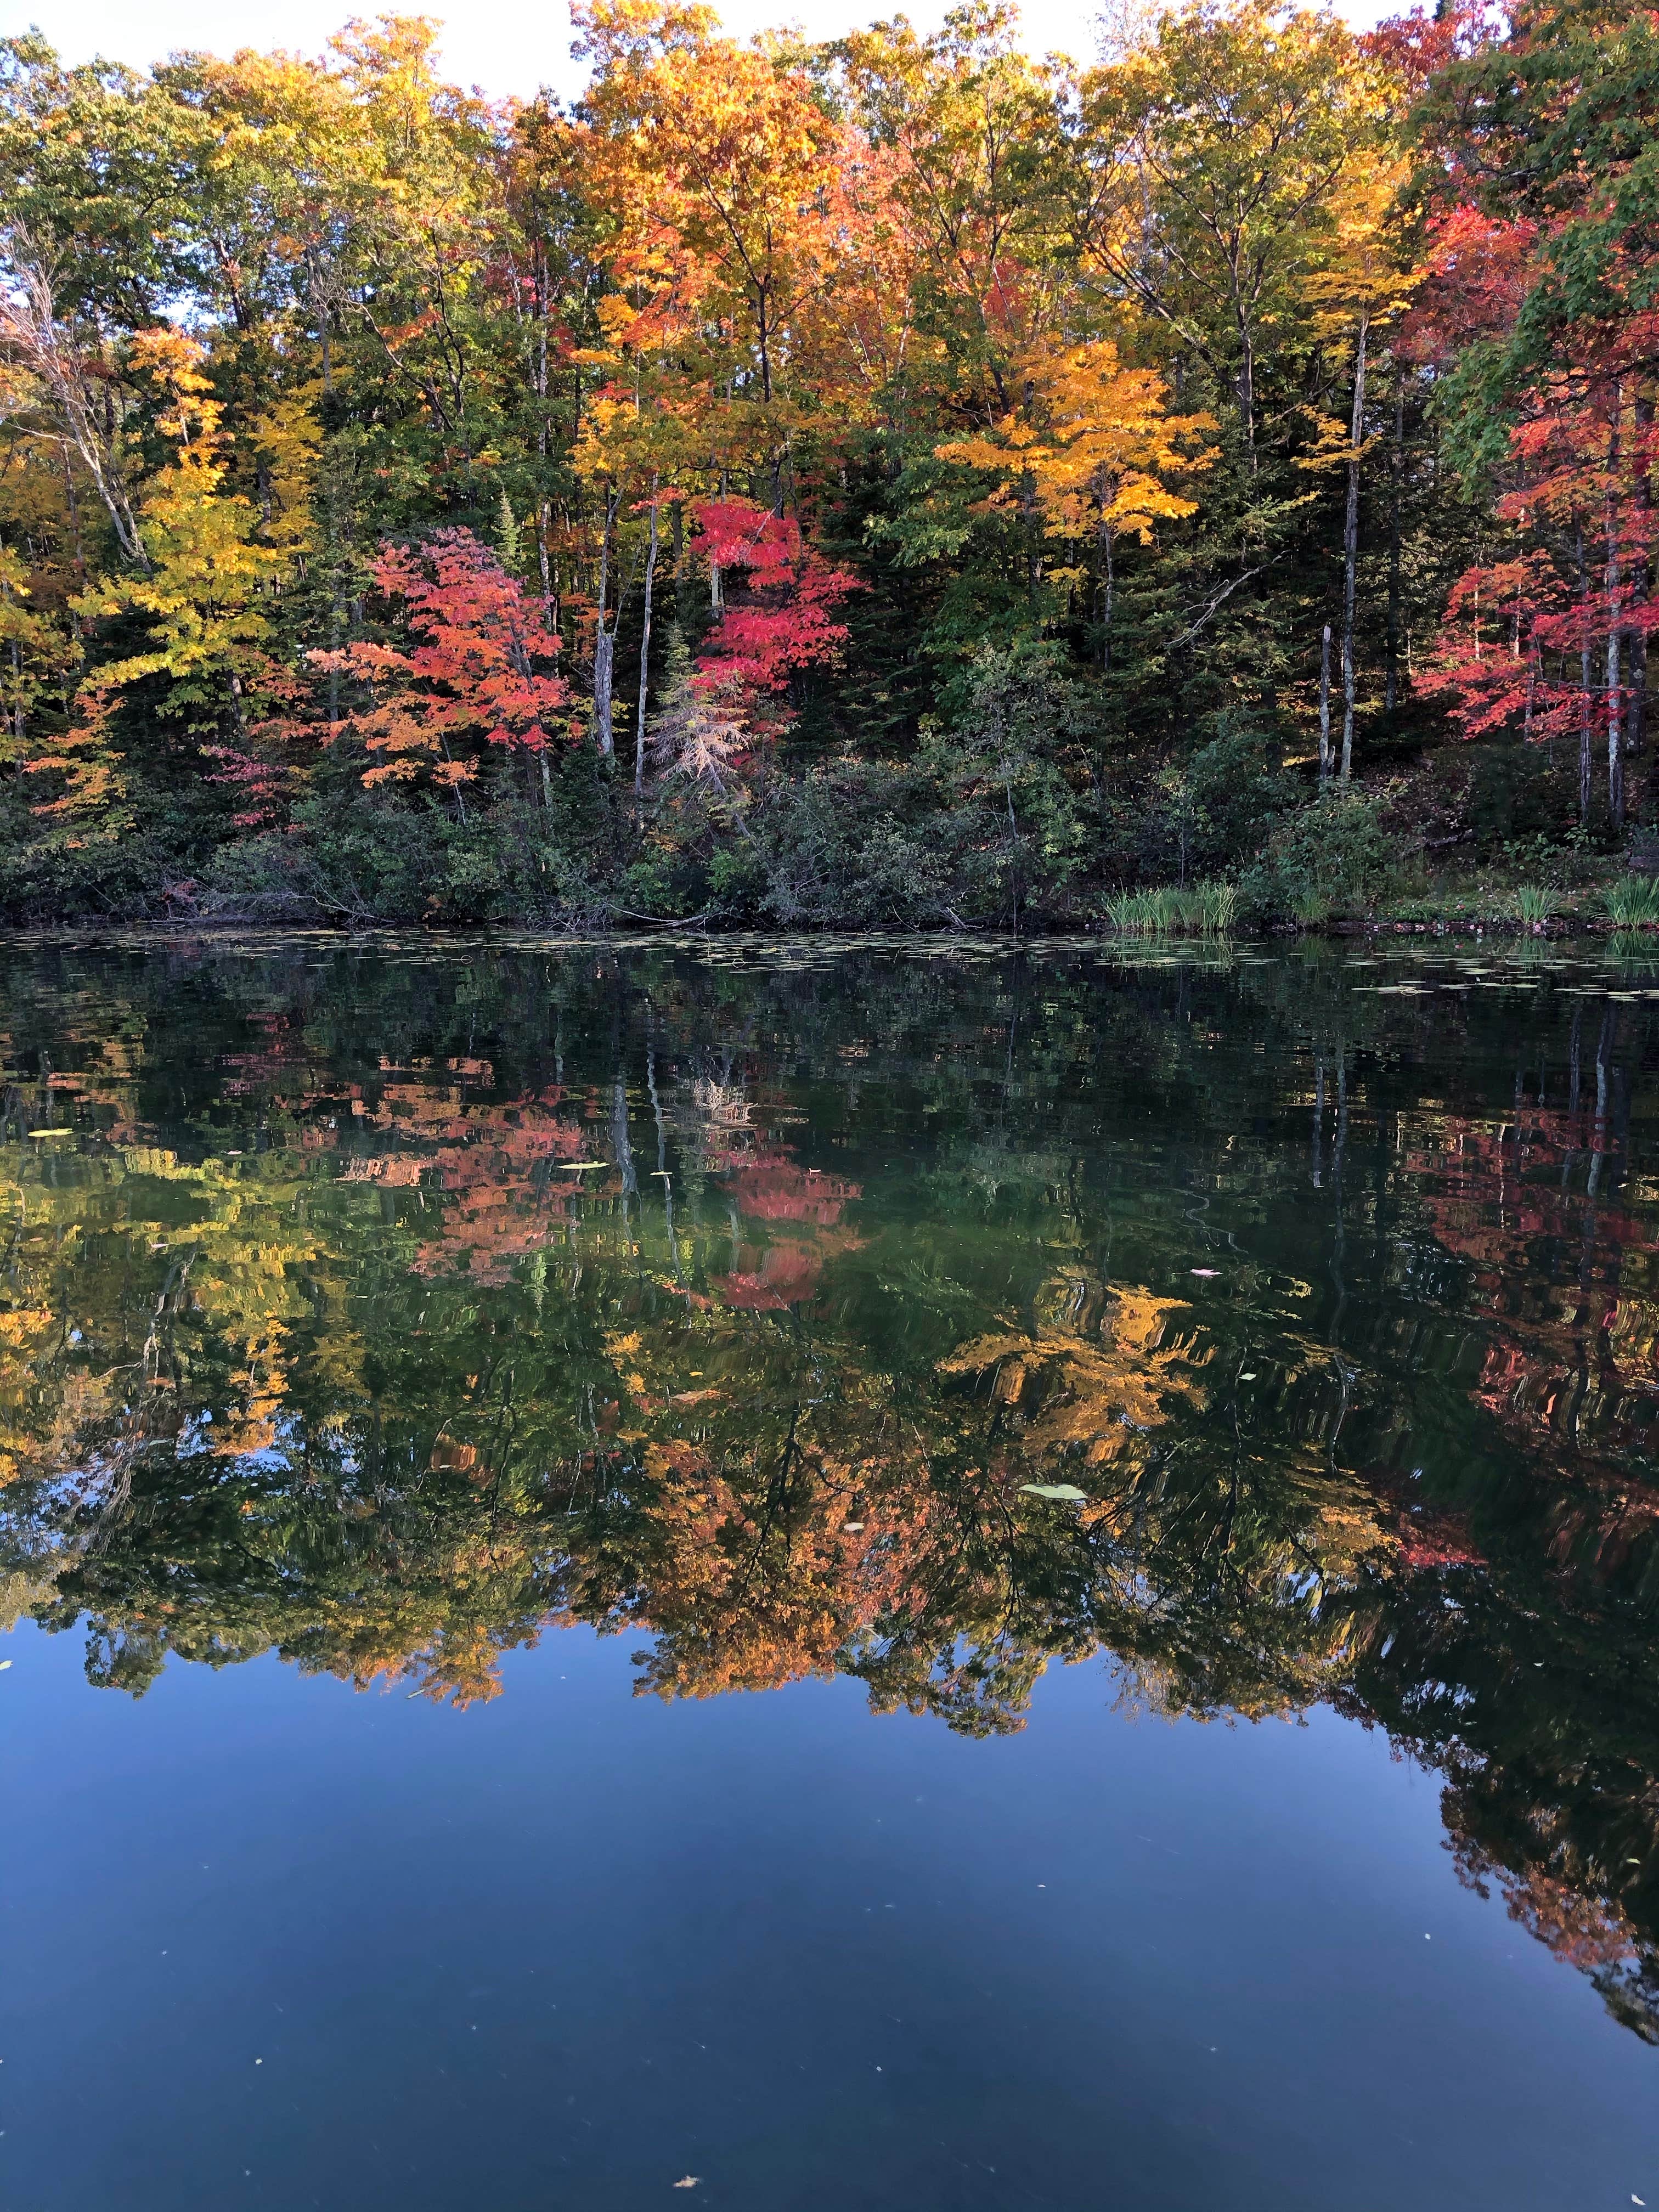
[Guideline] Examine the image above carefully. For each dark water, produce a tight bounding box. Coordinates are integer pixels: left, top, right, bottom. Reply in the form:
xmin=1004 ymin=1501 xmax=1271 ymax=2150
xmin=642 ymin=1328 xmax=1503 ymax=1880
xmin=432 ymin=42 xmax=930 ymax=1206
xmin=2 ymin=932 xmax=1657 ymax=2209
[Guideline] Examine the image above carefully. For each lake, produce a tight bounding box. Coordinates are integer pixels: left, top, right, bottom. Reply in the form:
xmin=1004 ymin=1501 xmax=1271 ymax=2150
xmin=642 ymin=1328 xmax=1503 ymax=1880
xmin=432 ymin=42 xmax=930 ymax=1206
xmin=1 ymin=932 xmax=1656 ymax=2209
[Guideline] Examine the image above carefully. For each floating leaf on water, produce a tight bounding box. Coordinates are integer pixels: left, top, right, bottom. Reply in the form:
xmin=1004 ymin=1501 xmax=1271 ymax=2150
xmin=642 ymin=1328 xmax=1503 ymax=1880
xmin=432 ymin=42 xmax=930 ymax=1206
xmin=558 ymin=1161 xmax=607 ymax=1170
xmin=1019 ymin=1483 xmax=1089 ymax=1502
xmin=1190 ymin=1267 xmax=1220 ymax=1278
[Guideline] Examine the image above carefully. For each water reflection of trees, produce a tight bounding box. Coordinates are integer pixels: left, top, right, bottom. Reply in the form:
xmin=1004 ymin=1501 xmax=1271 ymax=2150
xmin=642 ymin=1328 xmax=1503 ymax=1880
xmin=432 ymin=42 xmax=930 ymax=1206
xmin=1 ymin=940 xmax=1658 ymax=2037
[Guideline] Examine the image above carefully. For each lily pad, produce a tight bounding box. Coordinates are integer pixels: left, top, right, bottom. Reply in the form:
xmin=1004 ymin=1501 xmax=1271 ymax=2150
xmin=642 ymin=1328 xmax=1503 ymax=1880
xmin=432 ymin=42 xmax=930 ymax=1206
xmin=1020 ymin=1482 xmax=1089 ymax=1503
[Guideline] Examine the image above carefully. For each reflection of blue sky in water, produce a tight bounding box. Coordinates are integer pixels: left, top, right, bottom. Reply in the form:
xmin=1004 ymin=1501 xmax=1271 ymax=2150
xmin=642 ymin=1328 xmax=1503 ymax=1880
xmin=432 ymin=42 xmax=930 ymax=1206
xmin=5 ymin=1605 xmax=1655 ymax=2211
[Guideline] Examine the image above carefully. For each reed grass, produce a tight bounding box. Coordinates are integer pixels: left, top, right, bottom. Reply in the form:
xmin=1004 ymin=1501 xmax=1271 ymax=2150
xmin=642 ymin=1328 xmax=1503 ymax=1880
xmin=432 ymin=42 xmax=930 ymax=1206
xmin=1604 ymin=878 xmax=1659 ymax=928
xmin=1104 ymin=881 xmax=1238 ymax=936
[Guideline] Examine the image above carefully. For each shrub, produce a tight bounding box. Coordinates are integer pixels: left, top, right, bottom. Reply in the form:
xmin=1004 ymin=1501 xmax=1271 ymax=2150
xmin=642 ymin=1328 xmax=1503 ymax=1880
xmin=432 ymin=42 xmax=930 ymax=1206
xmin=1144 ymin=723 xmax=1299 ymax=882
xmin=1238 ymin=789 xmax=1400 ymax=926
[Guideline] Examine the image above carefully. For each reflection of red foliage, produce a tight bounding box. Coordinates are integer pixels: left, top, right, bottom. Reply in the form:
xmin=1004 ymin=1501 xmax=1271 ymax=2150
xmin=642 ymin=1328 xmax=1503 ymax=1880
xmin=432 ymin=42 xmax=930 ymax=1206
xmin=1453 ymin=1836 xmax=1635 ymax=1973
xmin=706 ymin=1145 xmax=864 ymax=1309
xmin=1409 ymin=1109 xmax=1659 ymax=1403
xmin=720 ymin=1239 xmax=825 ymax=1311
xmin=1405 ymin=1102 xmax=1659 ymax=1581
xmin=1396 ymin=1517 xmax=1486 ymax=1571
xmin=727 ymin=1156 xmax=860 ymax=1226
xmin=1365 ymin=1466 xmax=1485 ymax=1570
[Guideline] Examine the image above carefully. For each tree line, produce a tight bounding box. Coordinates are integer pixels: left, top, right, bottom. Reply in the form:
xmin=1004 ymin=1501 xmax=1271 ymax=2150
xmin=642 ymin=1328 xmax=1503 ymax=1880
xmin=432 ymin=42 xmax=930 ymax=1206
xmin=0 ymin=0 xmax=1653 ymax=924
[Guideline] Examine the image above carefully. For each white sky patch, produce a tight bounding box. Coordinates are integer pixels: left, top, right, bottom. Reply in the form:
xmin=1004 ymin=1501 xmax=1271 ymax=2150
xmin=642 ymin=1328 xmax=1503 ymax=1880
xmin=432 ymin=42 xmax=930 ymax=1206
xmin=4 ymin=0 xmax=1406 ymax=104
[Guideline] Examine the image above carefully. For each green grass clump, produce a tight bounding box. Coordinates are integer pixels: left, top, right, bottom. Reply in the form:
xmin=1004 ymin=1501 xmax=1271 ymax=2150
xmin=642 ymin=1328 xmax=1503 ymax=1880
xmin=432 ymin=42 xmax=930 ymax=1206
xmin=1515 ymin=884 xmax=1556 ymax=924
xmin=1604 ymin=878 xmax=1659 ymax=928
xmin=1104 ymin=881 xmax=1237 ymax=936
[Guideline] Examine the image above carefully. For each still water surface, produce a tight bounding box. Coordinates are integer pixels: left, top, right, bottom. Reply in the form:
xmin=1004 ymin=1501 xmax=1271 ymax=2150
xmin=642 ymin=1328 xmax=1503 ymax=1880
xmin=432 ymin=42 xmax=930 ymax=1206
xmin=1 ymin=933 xmax=1657 ymax=2208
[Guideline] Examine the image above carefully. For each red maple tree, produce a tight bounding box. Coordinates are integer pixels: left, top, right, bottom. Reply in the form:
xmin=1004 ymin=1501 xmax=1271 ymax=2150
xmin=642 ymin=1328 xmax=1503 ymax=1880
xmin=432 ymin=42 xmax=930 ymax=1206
xmin=691 ymin=499 xmax=859 ymax=700
xmin=311 ymin=529 xmax=570 ymax=807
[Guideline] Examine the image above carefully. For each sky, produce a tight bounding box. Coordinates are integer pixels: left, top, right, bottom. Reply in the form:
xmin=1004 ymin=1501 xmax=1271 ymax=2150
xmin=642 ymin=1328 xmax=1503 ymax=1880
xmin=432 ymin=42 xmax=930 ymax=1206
xmin=3 ymin=0 xmax=1399 ymax=101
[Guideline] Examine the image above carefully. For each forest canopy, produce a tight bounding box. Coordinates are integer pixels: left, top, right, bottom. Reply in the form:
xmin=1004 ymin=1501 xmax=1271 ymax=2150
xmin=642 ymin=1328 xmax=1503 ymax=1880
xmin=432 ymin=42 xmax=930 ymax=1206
xmin=0 ymin=0 xmax=1654 ymax=928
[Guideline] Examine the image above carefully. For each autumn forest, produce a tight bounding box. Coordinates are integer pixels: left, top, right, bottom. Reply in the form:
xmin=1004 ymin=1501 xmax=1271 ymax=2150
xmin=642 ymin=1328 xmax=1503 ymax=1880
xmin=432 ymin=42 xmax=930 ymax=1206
xmin=1 ymin=0 xmax=1655 ymax=928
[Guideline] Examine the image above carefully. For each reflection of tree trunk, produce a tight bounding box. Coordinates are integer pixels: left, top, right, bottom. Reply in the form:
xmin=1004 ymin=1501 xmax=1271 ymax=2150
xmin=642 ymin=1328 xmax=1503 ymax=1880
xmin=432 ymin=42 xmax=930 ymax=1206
xmin=1588 ymin=1006 xmax=1614 ymax=1200
xmin=1003 ymin=763 xmax=1020 ymax=936
xmin=1340 ymin=317 xmax=1368 ymax=783
xmin=635 ymin=481 xmax=658 ymax=799
xmin=611 ymin=1075 xmax=635 ymax=1247
xmin=1312 ymin=1056 xmax=1324 ymax=1189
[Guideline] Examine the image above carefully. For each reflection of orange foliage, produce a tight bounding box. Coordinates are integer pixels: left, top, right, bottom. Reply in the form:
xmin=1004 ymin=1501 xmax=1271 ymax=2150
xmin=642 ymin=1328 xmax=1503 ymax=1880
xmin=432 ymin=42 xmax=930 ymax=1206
xmin=298 ymin=1070 xmax=590 ymax=1283
xmin=0 ymin=1306 xmax=60 ymax=1482
xmin=943 ymin=1284 xmax=1209 ymax=1463
xmin=628 ymin=1443 xmax=951 ymax=1701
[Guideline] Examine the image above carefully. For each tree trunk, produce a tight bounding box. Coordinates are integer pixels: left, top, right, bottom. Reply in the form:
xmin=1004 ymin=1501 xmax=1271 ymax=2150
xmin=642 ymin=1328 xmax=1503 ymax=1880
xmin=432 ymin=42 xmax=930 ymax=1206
xmin=594 ymin=488 xmax=618 ymax=760
xmin=1576 ymin=514 xmax=1594 ymax=827
xmin=1385 ymin=384 xmax=1403 ymax=716
xmin=1237 ymin=325 xmax=1257 ymax=476
xmin=1318 ymin=623 xmax=1333 ymax=785
xmin=1607 ymin=408 xmax=1626 ymax=834
xmin=5 ymin=601 xmax=22 ymax=741
xmin=535 ymin=499 xmax=554 ymax=627
xmin=1632 ymin=393 xmax=1651 ymax=760
xmin=1340 ymin=315 xmax=1368 ymax=784
xmin=635 ymin=481 xmax=659 ymax=799
xmin=711 ymin=470 xmax=726 ymax=614
xmin=228 ymin=669 xmax=249 ymax=741
xmin=1097 ymin=516 xmax=1114 ymax=673
xmin=1022 ymin=466 xmax=1040 ymax=628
